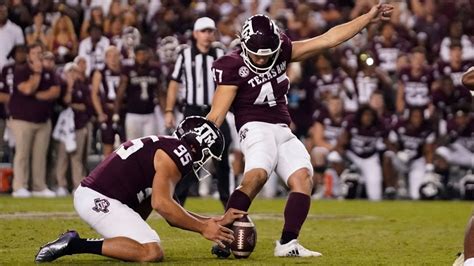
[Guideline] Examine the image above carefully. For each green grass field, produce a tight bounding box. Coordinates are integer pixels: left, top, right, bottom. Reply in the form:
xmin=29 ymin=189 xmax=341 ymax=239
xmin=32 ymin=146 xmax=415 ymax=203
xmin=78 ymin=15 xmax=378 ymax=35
xmin=0 ymin=195 xmax=472 ymax=265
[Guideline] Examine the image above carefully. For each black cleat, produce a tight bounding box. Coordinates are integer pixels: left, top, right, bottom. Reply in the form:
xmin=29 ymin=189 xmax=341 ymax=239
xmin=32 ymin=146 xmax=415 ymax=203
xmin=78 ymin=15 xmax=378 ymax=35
xmin=35 ymin=230 xmax=79 ymax=262
xmin=211 ymin=244 xmax=231 ymax=258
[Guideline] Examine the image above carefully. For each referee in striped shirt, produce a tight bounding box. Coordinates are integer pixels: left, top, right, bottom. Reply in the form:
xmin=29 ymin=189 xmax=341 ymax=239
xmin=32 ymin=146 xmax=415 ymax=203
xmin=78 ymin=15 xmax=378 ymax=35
xmin=165 ymin=17 xmax=231 ymax=208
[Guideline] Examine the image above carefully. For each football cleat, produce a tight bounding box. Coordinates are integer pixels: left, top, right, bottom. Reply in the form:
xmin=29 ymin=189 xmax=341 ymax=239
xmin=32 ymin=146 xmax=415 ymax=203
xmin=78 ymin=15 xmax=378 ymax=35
xmin=211 ymin=244 xmax=231 ymax=258
xmin=274 ymin=239 xmax=322 ymax=257
xmin=452 ymin=252 xmax=464 ymax=266
xmin=35 ymin=230 xmax=79 ymax=262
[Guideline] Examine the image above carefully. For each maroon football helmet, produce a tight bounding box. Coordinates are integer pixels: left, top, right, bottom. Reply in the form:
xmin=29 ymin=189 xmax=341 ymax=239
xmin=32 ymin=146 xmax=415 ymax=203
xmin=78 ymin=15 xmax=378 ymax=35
xmin=240 ymin=14 xmax=282 ymax=74
xmin=175 ymin=116 xmax=224 ymax=180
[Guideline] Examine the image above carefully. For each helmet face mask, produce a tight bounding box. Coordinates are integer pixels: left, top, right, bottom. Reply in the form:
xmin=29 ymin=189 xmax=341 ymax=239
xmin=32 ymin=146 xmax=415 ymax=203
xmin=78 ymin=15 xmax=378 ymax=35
xmin=239 ymin=14 xmax=282 ymax=74
xmin=175 ymin=116 xmax=224 ymax=180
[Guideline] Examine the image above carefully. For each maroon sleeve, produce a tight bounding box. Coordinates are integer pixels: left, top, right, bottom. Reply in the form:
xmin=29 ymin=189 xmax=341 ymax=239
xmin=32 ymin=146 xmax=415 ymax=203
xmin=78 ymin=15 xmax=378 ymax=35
xmin=159 ymin=138 xmax=193 ymax=177
xmin=280 ymin=33 xmax=293 ymax=63
xmin=212 ymin=53 xmax=242 ymax=86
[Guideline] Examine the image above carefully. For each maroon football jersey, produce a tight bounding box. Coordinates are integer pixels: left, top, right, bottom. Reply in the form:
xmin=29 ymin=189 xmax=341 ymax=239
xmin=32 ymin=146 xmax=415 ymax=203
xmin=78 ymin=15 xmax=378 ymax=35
xmin=212 ymin=33 xmax=293 ymax=131
xmin=432 ymin=88 xmax=471 ymax=118
xmin=434 ymin=61 xmax=473 ymax=89
xmin=399 ymin=67 xmax=434 ymax=109
xmin=308 ymin=69 xmax=347 ymax=101
xmin=10 ymin=66 xmax=59 ymax=123
xmin=338 ymin=46 xmax=359 ymax=73
xmin=312 ymin=108 xmax=344 ymax=146
xmin=388 ymin=119 xmax=435 ymax=160
xmin=81 ymin=135 xmax=193 ymax=210
xmin=343 ymin=115 xmax=387 ymax=158
xmin=100 ymin=66 xmax=121 ymax=104
xmin=355 ymin=71 xmax=382 ymax=104
xmin=122 ymin=63 xmax=160 ymax=114
xmin=370 ymin=38 xmax=410 ymax=74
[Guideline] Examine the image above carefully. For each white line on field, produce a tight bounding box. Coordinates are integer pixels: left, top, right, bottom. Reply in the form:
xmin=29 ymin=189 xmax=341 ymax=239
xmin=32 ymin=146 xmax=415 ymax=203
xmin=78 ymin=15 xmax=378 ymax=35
xmin=0 ymin=212 xmax=379 ymax=221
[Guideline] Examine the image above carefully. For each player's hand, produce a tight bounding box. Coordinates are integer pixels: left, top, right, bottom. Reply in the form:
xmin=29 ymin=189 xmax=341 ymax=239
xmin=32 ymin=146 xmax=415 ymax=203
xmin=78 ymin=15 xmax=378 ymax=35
xmin=213 ymin=208 xmax=247 ymax=226
xmin=201 ymin=219 xmax=235 ymax=248
xmin=164 ymin=111 xmax=175 ymax=129
xmin=368 ymin=3 xmax=393 ymax=23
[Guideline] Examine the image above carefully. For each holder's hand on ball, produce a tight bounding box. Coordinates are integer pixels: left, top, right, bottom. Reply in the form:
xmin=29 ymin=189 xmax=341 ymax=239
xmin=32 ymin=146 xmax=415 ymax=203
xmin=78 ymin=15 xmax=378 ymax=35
xmin=201 ymin=219 xmax=235 ymax=248
xmin=213 ymin=208 xmax=247 ymax=226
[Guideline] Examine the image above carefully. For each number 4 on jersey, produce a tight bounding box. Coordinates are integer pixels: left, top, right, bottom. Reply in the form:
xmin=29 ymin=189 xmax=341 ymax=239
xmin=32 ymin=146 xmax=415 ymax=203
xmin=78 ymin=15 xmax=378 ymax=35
xmin=254 ymin=74 xmax=288 ymax=107
xmin=254 ymin=82 xmax=276 ymax=106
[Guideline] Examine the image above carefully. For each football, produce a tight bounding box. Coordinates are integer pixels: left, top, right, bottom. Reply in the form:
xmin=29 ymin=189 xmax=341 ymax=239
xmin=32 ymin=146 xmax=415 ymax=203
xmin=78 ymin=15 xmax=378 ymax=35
xmin=230 ymin=215 xmax=257 ymax=259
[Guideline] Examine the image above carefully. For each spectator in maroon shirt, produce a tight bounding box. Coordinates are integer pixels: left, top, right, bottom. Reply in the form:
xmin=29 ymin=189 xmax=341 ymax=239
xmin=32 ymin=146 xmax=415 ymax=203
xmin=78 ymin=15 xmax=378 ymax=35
xmin=9 ymin=43 xmax=60 ymax=198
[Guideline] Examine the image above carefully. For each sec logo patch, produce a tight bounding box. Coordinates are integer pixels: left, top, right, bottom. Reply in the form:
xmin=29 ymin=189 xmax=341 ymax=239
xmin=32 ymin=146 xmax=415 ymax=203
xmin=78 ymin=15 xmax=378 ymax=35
xmin=239 ymin=66 xmax=249 ymax=78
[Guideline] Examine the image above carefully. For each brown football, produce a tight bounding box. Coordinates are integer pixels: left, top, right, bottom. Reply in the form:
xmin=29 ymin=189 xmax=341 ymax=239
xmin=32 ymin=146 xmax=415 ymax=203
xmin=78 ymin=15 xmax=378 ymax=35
xmin=230 ymin=215 xmax=257 ymax=259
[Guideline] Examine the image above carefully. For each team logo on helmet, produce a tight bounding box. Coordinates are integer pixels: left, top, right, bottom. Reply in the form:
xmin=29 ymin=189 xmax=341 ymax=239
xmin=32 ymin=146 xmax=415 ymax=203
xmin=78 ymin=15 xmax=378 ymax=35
xmin=194 ymin=123 xmax=218 ymax=147
xmin=175 ymin=116 xmax=224 ymax=180
xmin=239 ymin=66 xmax=250 ymax=78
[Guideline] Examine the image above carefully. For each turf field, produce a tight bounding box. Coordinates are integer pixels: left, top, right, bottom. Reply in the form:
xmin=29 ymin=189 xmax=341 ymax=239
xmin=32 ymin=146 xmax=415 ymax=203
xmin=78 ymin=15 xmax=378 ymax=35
xmin=0 ymin=196 xmax=471 ymax=265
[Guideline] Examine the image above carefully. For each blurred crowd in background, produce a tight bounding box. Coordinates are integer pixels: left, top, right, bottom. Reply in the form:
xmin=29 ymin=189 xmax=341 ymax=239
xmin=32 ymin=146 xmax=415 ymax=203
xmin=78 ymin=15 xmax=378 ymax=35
xmin=0 ymin=0 xmax=472 ymax=201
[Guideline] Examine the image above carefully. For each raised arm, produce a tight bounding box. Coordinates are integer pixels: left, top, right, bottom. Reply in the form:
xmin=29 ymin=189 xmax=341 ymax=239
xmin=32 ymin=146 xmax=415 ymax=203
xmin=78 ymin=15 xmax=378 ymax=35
xmin=291 ymin=4 xmax=393 ymax=62
xmin=206 ymin=84 xmax=238 ymax=127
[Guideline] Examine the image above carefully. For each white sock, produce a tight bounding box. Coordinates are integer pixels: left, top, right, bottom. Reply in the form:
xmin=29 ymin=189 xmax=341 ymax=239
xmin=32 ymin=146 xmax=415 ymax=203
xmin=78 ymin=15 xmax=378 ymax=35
xmin=465 ymin=258 xmax=474 ymax=266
